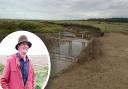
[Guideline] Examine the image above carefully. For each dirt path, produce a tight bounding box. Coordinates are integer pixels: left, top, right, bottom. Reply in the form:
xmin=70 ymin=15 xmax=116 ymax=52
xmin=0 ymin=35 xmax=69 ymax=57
xmin=46 ymin=32 xmax=128 ymax=89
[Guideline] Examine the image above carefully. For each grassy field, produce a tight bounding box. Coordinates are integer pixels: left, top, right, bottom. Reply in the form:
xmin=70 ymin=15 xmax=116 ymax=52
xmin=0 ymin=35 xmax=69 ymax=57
xmin=0 ymin=19 xmax=128 ymax=40
xmin=0 ymin=20 xmax=63 ymax=41
xmin=0 ymin=20 xmax=63 ymax=33
xmin=53 ymin=20 xmax=128 ymax=32
xmin=0 ymin=63 xmax=48 ymax=89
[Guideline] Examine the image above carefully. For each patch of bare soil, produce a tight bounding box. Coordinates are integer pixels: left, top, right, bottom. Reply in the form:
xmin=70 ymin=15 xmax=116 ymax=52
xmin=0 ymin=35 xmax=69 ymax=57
xmin=45 ymin=32 xmax=128 ymax=89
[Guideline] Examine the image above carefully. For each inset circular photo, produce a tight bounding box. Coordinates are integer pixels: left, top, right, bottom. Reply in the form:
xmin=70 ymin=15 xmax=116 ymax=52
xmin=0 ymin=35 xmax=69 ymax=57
xmin=0 ymin=31 xmax=51 ymax=89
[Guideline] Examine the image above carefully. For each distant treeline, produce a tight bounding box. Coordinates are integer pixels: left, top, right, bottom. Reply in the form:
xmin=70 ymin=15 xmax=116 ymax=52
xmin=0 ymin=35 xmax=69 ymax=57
xmin=87 ymin=18 xmax=128 ymax=23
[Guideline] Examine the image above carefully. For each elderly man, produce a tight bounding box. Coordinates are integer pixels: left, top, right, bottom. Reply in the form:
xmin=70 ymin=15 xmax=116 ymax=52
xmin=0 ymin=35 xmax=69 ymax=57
xmin=0 ymin=35 xmax=34 ymax=89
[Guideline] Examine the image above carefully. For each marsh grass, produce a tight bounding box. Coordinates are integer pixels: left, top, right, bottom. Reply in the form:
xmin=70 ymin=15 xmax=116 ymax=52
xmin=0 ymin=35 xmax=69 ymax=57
xmin=0 ymin=19 xmax=128 ymax=34
xmin=0 ymin=64 xmax=48 ymax=89
xmin=0 ymin=20 xmax=63 ymax=42
xmin=35 ymin=64 xmax=48 ymax=89
xmin=53 ymin=20 xmax=128 ymax=33
xmin=0 ymin=20 xmax=62 ymax=34
xmin=0 ymin=64 xmax=4 ymax=78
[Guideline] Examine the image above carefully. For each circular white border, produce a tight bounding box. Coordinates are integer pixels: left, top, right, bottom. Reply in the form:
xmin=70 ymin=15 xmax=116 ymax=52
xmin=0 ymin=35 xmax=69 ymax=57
xmin=0 ymin=31 xmax=51 ymax=89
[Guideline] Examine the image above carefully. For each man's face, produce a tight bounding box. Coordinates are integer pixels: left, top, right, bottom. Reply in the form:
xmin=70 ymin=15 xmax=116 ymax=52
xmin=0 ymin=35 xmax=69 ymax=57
xmin=18 ymin=42 xmax=29 ymax=55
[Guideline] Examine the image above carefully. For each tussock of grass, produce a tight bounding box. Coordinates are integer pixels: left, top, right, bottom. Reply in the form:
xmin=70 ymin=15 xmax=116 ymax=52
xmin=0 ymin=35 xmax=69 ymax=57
xmin=34 ymin=65 xmax=48 ymax=89
xmin=0 ymin=64 xmax=4 ymax=77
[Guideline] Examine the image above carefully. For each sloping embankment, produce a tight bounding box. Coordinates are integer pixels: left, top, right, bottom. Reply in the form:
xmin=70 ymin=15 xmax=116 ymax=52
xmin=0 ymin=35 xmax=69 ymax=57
xmin=46 ymin=32 xmax=128 ymax=89
xmin=77 ymin=38 xmax=103 ymax=64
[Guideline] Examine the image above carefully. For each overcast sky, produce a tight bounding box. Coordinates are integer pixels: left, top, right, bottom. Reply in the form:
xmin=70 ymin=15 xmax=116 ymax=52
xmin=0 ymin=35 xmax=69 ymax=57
xmin=0 ymin=0 xmax=128 ymax=20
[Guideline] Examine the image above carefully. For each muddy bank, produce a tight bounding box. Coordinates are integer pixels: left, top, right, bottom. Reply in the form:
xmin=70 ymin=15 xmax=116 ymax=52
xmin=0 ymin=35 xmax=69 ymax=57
xmin=62 ymin=24 xmax=102 ymax=38
xmin=46 ymin=36 xmax=103 ymax=78
xmin=31 ymin=25 xmax=103 ymax=76
xmin=77 ymin=38 xmax=103 ymax=64
xmin=46 ymin=32 xmax=128 ymax=89
xmin=35 ymin=23 xmax=103 ymax=50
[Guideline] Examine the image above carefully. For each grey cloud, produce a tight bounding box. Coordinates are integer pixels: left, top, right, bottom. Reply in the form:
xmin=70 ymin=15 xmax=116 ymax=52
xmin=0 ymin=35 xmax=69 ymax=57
xmin=0 ymin=0 xmax=128 ymax=19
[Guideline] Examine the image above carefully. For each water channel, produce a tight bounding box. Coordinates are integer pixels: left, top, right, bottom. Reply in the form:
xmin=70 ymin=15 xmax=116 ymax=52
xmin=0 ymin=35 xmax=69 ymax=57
xmin=49 ymin=32 xmax=89 ymax=76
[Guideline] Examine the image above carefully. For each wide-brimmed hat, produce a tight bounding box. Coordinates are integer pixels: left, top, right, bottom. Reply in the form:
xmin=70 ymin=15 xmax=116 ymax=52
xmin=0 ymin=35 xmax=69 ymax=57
xmin=15 ymin=35 xmax=32 ymax=50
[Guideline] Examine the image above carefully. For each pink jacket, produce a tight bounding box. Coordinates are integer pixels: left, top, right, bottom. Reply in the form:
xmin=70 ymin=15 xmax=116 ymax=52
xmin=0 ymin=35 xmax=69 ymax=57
xmin=0 ymin=54 xmax=34 ymax=89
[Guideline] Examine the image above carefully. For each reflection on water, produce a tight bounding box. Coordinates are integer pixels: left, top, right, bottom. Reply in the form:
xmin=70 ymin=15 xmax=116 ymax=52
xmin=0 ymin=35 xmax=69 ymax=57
xmin=50 ymin=37 xmax=88 ymax=76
